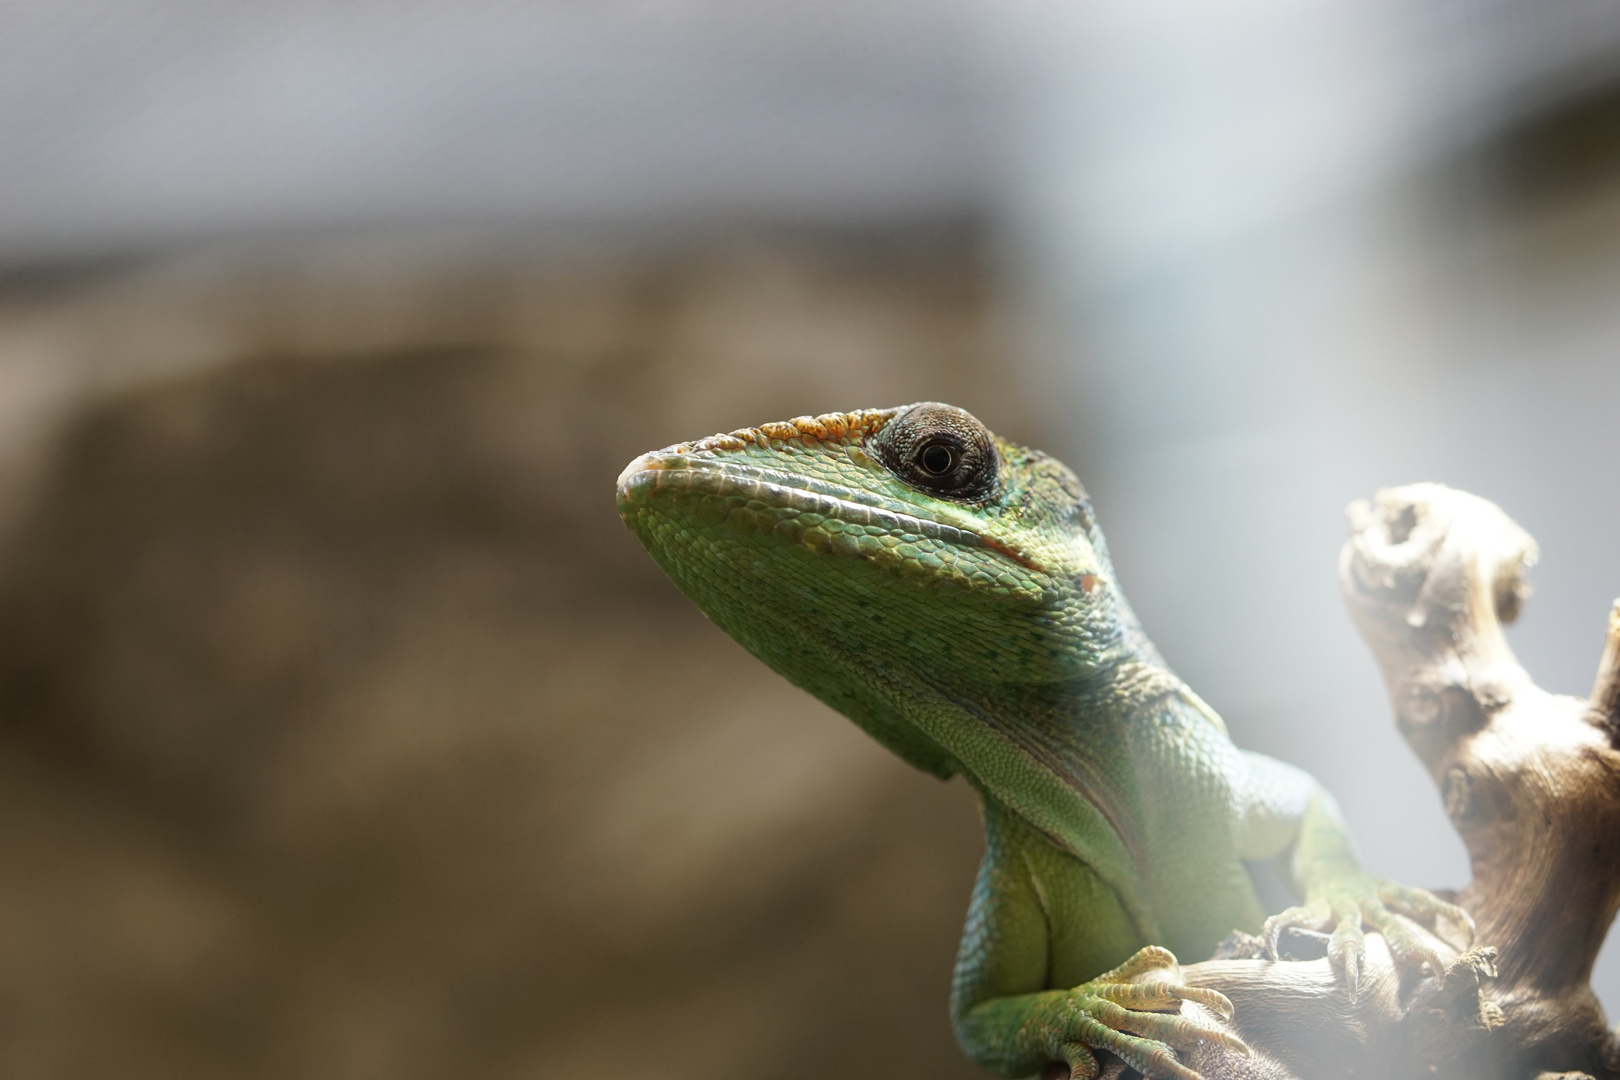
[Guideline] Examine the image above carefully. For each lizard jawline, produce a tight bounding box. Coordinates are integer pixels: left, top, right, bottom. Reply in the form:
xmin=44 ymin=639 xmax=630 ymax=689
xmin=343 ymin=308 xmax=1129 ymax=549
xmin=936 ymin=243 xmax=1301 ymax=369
xmin=618 ymin=456 xmax=1045 ymax=574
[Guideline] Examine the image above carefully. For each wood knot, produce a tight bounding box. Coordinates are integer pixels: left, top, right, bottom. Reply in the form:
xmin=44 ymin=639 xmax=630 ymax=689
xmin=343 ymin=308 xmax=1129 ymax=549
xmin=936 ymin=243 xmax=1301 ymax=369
xmin=1437 ymin=947 xmax=1504 ymax=1032
xmin=1443 ymin=765 xmax=1476 ymax=823
xmin=1403 ymin=686 xmax=1442 ymax=729
xmin=1211 ymin=929 xmax=1267 ymax=960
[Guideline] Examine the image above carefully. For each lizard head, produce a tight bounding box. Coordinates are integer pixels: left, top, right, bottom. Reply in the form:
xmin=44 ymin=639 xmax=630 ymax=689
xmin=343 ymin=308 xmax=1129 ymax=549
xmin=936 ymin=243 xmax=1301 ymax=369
xmin=616 ymin=403 xmax=1135 ymax=777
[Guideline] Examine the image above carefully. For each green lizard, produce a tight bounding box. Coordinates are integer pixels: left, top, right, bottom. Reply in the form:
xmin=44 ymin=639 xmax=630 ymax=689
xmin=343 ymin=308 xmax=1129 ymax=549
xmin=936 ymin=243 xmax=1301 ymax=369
xmin=616 ymin=402 xmax=1471 ymax=1080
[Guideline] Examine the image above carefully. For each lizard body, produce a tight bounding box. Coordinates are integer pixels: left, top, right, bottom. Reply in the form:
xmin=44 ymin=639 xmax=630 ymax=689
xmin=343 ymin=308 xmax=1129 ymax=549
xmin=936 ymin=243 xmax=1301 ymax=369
xmin=616 ymin=402 xmax=1468 ymax=1080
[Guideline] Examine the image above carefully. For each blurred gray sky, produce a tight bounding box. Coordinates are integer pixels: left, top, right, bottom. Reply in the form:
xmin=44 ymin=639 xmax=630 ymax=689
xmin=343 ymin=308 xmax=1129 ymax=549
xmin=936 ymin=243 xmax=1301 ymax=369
xmin=5 ymin=1 xmax=1620 ymax=259
xmin=0 ymin=1 xmax=993 ymax=258
xmin=5 ymin=0 xmax=1620 ymax=1009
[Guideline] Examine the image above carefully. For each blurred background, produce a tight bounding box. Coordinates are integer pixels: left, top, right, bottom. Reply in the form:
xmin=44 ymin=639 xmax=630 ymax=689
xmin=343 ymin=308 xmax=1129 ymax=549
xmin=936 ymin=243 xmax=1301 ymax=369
xmin=2 ymin=2 xmax=1620 ymax=1077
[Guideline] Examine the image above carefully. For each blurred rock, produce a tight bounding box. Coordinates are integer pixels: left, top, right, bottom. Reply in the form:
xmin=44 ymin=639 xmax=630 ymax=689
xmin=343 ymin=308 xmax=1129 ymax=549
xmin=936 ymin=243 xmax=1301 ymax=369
xmin=0 ymin=232 xmax=1030 ymax=1080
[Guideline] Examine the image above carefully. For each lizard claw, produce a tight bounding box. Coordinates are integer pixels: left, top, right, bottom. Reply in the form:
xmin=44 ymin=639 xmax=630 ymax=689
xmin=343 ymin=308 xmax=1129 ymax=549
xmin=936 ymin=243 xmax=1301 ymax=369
xmin=1045 ymin=946 xmax=1250 ymax=1080
xmin=1090 ymin=945 xmax=1237 ymax=1022
xmin=1328 ymin=914 xmax=1365 ymax=1003
xmin=1265 ymin=876 xmax=1475 ymax=998
xmin=1261 ymin=900 xmax=1331 ymax=961
xmin=1375 ymin=880 xmax=1476 ymax=950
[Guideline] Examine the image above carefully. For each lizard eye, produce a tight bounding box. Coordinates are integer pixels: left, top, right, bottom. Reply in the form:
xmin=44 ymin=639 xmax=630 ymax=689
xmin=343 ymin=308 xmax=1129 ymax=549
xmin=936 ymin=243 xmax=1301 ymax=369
xmin=871 ymin=403 xmax=999 ymax=501
xmin=918 ymin=441 xmax=956 ymax=475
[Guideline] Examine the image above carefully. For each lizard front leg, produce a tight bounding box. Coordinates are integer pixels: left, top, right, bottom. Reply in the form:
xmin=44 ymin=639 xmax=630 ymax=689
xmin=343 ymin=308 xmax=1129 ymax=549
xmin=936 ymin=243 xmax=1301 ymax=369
xmin=952 ymin=801 xmax=1246 ymax=1080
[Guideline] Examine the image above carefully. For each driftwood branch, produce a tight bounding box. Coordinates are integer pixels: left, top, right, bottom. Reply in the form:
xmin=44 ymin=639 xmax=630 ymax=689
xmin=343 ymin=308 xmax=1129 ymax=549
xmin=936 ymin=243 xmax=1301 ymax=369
xmin=1167 ymin=483 xmax=1620 ymax=1080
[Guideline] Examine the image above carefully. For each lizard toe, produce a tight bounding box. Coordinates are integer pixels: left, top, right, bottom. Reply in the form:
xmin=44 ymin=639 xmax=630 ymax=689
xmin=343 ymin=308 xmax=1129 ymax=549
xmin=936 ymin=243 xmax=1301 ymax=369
xmin=1262 ymin=901 xmax=1330 ymax=960
xmin=1095 ymin=945 xmax=1181 ymax=982
xmin=1055 ymin=1045 xmax=1101 ymax=1080
xmin=1326 ymin=915 xmax=1366 ymax=1003
xmin=1376 ymin=880 xmax=1477 ymax=949
xmin=1364 ymin=902 xmax=1447 ymax=986
xmin=1090 ymin=998 xmax=1249 ymax=1058
xmin=1094 ymin=980 xmax=1235 ymax=1023
xmin=1066 ymin=1014 xmax=1204 ymax=1080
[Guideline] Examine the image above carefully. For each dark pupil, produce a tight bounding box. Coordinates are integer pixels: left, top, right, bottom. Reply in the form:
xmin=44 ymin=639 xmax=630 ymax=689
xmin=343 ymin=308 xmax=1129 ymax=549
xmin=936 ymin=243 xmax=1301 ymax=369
xmin=919 ymin=442 xmax=955 ymax=475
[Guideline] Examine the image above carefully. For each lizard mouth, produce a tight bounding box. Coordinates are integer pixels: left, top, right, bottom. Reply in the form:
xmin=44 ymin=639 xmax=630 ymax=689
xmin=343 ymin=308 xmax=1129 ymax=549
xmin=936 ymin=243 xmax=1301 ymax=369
xmin=616 ymin=453 xmax=1043 ymax=572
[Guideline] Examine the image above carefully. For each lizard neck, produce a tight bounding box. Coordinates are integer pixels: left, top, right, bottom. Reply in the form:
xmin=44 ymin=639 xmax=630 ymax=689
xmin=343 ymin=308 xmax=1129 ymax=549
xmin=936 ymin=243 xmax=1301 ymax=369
xmin=949 ymin=635 xmax=1221 ymax=898
xmin=1071 ymin=649 xmax=1187 ymax=719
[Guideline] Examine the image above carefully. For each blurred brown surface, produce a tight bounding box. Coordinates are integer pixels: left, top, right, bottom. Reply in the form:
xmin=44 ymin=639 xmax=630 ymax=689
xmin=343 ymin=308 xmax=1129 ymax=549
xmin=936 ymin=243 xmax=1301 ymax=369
xmin=0 ymin=234 xmax=1035 ymax=1080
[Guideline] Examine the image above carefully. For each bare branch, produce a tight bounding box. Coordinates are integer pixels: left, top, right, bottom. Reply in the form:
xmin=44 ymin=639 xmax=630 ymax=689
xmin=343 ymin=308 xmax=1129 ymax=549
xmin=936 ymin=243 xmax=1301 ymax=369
xmin=1170 ymin=484 xmax=1620 ymax=1080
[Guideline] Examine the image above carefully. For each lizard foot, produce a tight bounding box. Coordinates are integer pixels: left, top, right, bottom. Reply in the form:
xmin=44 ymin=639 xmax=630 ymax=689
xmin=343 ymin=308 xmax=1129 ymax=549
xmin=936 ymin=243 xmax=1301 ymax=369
xmin=1045 ymin=946 xmax=1249 ymax=1080
xmin=1262 ymin=876 xmax=1475 ymax=1001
